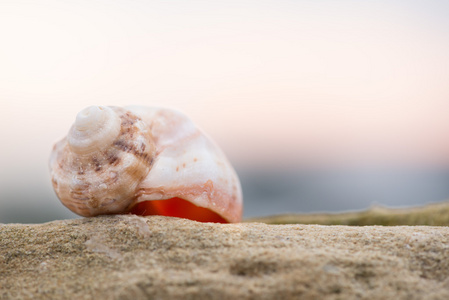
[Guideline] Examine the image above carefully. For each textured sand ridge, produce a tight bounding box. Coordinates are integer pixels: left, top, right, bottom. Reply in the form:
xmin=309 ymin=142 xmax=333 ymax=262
xmin=1 ymin=215 xmax=449 ymax=299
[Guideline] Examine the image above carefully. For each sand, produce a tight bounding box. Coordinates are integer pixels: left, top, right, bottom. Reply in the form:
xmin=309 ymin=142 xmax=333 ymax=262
xmin=1 ymin=215 xmax=449 ymax=299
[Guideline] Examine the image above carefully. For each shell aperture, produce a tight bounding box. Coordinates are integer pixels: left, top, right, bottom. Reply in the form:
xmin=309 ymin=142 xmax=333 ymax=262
xmin=49 ymin=105 xmax=243 ymax=223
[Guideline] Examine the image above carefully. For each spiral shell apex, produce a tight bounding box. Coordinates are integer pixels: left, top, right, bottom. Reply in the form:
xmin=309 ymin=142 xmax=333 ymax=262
xmin=49 ymin=105 xmax=243 ymax=223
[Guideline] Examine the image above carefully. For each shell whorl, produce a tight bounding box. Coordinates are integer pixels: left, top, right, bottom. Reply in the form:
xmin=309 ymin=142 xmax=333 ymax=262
xmin=68 ymin=106 xmax=122 ymax=155
xmin=49 ymin=106 xmax=155 ymax=217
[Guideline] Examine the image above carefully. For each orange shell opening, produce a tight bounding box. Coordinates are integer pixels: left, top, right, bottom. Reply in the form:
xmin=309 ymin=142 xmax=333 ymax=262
xmin=129 ymin=197 xmax=229 ymax=223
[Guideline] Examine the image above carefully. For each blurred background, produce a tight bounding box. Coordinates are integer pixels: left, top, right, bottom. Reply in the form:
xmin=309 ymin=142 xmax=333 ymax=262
xmin=1 ymin=0 xmax=449 ymax=223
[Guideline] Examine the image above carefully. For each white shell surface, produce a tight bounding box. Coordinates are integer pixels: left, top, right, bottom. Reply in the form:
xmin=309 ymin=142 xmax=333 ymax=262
xmin=126 ymin=106 xmax=243 ymax=223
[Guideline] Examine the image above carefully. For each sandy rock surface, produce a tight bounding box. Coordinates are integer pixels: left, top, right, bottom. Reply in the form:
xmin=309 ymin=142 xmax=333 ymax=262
xmin=1 ymin=215 xmax=449 ymax=300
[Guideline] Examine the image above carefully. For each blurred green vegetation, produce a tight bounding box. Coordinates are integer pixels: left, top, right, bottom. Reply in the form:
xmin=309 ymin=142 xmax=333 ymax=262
xmin=246 ymin=201 xmax=449 ymax=226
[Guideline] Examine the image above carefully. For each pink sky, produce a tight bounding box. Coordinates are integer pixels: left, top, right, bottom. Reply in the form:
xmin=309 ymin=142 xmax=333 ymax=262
xmin=1 ymin=0 xmax=449 ymax=173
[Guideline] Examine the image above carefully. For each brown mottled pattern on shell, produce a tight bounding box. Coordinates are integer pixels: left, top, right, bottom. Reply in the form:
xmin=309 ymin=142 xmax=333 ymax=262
xmin=50 ymin=107 xmax=156 ymax=217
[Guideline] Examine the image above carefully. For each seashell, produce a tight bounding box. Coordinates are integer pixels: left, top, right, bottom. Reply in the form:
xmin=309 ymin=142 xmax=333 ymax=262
xmin=49 ymin=105 xmax=243 ymax=223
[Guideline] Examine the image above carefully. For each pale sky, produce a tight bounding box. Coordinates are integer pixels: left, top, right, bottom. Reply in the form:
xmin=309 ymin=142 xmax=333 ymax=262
xmin=1 ymin=0 xmax=449 ymax=176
